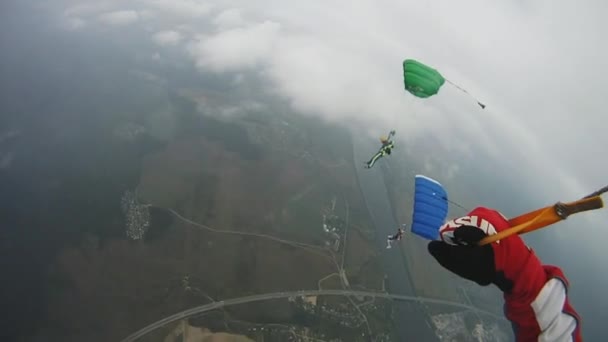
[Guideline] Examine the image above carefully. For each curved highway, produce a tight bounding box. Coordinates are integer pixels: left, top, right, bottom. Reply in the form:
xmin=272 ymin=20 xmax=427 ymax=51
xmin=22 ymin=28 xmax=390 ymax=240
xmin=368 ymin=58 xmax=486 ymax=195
xmin=120 ymin=289 xmax=504 ymax=342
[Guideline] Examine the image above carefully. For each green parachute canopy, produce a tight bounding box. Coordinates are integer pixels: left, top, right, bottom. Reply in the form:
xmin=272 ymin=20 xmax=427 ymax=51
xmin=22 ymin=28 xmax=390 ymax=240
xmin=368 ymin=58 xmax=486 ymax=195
xmin=402 ymin=59 xmax=445 ymax=98
xmin=402 ymin=59 xmax=486 ymax=109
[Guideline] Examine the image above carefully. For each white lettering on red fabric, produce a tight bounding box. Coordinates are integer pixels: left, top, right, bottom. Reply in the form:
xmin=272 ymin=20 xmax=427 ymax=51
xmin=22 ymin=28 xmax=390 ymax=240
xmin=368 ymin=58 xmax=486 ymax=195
xmin=439 ymin=215 xmax=500 ymax=245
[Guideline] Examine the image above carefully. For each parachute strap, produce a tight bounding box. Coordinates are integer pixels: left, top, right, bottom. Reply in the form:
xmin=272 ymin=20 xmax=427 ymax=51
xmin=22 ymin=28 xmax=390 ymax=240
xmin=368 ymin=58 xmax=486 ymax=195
xmin=584 ymin=185 xmax=608 ymax=198
xmin=478 ymin=186 xmax=607 ymax=246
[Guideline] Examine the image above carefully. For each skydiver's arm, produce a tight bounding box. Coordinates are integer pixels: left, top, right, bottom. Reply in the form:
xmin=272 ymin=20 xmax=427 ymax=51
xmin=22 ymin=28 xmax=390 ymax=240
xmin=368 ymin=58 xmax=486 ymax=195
xmin=507 ymin=266 xmax=581 ymax=342
xmin=429 ymin=209 xmax=582 ymax=341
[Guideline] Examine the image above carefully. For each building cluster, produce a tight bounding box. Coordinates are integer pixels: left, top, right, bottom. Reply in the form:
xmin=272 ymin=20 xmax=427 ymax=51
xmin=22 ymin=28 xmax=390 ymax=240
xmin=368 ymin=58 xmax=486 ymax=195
xmin=121 ymin=190 xmax=150 ymax=240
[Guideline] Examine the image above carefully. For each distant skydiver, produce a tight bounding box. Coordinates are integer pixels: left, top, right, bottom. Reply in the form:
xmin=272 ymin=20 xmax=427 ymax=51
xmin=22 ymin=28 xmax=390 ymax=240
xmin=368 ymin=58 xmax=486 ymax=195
xmin=386 ymin=225 xmax=405 ymax=249
xmin=365 ymin=130 xmax=395 ymax=169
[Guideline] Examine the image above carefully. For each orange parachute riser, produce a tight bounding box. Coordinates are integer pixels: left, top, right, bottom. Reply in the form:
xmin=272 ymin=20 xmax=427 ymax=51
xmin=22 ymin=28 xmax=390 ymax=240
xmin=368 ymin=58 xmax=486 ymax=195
xmin=478 ymin=196 xmax=604 ymax=246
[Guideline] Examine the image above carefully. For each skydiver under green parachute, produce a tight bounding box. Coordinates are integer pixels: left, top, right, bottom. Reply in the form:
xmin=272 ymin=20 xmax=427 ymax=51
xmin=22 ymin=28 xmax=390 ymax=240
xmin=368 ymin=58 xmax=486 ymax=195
xmin=364 ymin=60 xmax=484 ymax=170
xmin=365 ymin=130 xmax=395 ymax=169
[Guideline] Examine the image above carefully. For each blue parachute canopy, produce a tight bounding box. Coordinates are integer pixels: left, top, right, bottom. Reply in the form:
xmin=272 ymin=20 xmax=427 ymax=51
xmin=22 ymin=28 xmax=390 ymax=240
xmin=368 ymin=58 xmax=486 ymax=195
xmin=411 ymin=175 xmax=449 ymax=240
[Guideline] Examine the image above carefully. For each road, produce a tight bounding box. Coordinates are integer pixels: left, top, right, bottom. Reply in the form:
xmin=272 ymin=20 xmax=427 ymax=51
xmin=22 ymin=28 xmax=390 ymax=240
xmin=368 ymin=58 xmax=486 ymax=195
xmin=352 ymin=135 xmax=440 ymax=341
xmin=127 ymin=134 xmax=485 ymax=341
xmin=120 ymin=289 xmax=504 ymax=342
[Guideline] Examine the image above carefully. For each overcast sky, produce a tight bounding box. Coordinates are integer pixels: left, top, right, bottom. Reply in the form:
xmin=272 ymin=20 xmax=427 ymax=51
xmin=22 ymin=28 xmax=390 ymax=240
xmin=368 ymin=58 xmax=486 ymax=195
xmin=4 ymin=0 xmax=608 ymax=338
xmin=42 ymin=0 xmax=607 ymax=195
xmin=48 ymin=0 xmax=607 ymax=230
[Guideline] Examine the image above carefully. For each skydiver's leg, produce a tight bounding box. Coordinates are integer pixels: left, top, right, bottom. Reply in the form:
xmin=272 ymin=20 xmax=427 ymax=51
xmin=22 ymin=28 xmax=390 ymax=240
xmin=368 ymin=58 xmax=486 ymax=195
xmin=368 ymin=154 xmax=379 ymax=167
xmin=366 ymin=151 xmax=383 ymax=168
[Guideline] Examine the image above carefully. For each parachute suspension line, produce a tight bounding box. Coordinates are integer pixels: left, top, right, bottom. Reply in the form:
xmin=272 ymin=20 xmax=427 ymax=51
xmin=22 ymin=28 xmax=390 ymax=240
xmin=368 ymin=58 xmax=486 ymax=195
xmin=445 ymin=183 xmax=608 ymax=219
xmin=584 ymin=185 xmax=608 ymax=199
xmin=443 ymin=197 xmax=471 ymax=213
xmin=444 ymin=78 xmax=486 ymax=109
xmin=446 ymin=184 xmax=608 ymax=223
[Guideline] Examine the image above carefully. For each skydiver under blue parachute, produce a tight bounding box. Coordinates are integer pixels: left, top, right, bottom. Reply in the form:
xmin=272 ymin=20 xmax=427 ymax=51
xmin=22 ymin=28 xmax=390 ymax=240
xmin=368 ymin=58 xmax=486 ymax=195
xmin=365 ymin=130 xmax=395 ymax=169
xmin=386 ymin=224 xmax=406 ymax=249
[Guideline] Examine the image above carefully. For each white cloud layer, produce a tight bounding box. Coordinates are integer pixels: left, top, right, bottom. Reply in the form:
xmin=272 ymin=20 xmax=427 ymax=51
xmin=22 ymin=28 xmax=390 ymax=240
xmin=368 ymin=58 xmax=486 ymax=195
xmin=184 ymin=0 xmax=608 ymax=202
xmin=53 ymin=0 xmax=608 ymax=213
xmin=64 ymin=16 xmax=86 ymax=30
xmin=187 ymin=21 xmax=280 ymax=72
xmin=144 ymin=0 xmax=211 ymax=18
xmin=98 ymin=10 xmax=139 ymax=26
xmin=213 ymin=8 xmax=245 ymax=28
xmin=152 ymin=30 xmax=182 ymax=46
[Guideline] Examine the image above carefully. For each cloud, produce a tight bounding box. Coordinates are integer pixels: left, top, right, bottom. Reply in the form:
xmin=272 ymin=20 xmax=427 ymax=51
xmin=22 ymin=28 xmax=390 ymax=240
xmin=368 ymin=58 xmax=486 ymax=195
xmin=56 ymin=0 xmax=607 ymax=205
xmin=64 ymin=3 xmax=113 ymax=17
xmin=98 ymin=10 xmax=139 ymax=26
xmin=138 ymin=9 xmax=156 ymax=21
xmin=62 ymin=2 xmax=116 ymax=30
xmin=187 ymin=21 xmax=280 ymax=72
xmin=213 ymin=8 xmax=245 ymax=28
xmin=184 ymin=1 xmax=606 ymax=197
xmin=152 ymin=30 xmax=182 ymax=46
xmin=64 ymin=16 xmax=86 ymax=30
xmin=144 ymin=0 xmax=211 ymax=18
xmin=129 ymin=69 xmax=165 ymax=84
